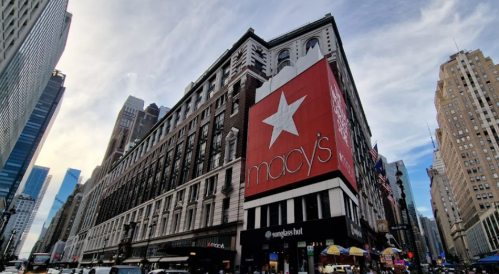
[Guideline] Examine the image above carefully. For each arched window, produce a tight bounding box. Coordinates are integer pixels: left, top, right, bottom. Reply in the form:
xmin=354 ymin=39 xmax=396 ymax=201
xmin=306 ymin=38 xmax=319 ymax=53
xmin=276 ymin=50 xmax=290 ymax=73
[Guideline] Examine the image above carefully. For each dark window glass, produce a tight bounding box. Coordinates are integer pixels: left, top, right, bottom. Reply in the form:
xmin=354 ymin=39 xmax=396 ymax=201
xmin=281 ymin=200 xmax=287 ymax=225
xmin=294 ymin=197 xmax=303 ymax=222
xmin=255 ymin=61 xmax=264 ymax=73
xmin=306 ymin=38 xmax=319 ymax=53
xmin=260 ymin=205 xmax=268 ymax=228
xmin=344 ymin=193 xmax=352 ymax=220
xmin=278 ymin=50 xmax=290 ymax=64
xmin=224 ymin=168 xmax=232 ymax=190
xmin=222 ymin=198 xmax=230 ymax=223
xmin=277 ymin=50 xmax=290 ymax=73
xmin=269 ymin=202 xmax=279 ymax=226
xmin=321 ymin=191 xmax=331 ymax=218
xmin=233 ymin=81 xmax=240 ymax=96
xmin=247 ymin=208 xmax=255 ymax=229
xmin=305 ymin=194 xmax=319 ymax=221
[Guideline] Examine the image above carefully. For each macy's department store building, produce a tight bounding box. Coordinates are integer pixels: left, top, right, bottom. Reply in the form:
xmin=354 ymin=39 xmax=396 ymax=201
xmin=239 ymin=55 xmax=363 ymax=273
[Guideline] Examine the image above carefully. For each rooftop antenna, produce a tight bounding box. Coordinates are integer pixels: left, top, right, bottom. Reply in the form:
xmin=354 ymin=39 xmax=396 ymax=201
xmin=427 ymin=122 xmax=436 ymax=149
xmin=453 ymin=38 xmax=460 ymax=52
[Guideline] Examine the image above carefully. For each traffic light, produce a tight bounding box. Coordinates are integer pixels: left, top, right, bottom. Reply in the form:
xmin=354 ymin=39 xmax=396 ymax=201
xmin=408 ymin=252 xmax=413 ymax=259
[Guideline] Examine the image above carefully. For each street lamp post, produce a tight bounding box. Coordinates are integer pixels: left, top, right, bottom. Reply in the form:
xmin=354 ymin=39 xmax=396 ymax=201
xmin=0 ymin=208 xmax=16 ymax=245
xmin=0 ymin=208 xmax=16 ymax=271
xmin=142 ymin=221 xmax=157 ymax=268
xmin=99 ymin=237 xmax=109 ymax=266
xmin=396 ymin=165 xmax=423 ymax=274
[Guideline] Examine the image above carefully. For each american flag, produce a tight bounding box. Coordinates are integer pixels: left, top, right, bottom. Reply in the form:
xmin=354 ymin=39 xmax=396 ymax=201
xmin=387 ymin=195 xmax=396 ymax=207
xmin=369 ymin=144 xmax=378 ymax=162
xmin=378 ymin=173 xmax=386 ymax=183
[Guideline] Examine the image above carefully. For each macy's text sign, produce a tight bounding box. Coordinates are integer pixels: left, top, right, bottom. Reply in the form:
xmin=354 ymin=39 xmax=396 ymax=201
xmin=245 ymin=59 xmax=356 ymax=197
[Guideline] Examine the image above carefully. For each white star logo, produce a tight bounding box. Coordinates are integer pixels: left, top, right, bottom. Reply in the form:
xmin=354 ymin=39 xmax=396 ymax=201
xmin=263 ymin=91 xmax=306 ymax=148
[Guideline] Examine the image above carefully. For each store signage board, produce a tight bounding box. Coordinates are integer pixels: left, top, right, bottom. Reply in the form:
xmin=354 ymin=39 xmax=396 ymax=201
xmin=246 ymin=59 xmax=356 ymax=197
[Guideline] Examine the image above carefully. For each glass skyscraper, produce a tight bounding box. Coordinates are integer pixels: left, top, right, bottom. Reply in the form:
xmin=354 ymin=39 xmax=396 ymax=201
xmin=0 ymin=0 xmax=71 ymax=171
xmin=22 ymin=166 xmax=50 ymax=200
xmin=389 ymin=160 xmax=418 ymax=226
xmin=0 ymin=71 xmax=66 ymax=203
xmin=16 ymin=174 xmax=52 ymax=256
xmin=45 ymin=168 xmax=81 ymax=227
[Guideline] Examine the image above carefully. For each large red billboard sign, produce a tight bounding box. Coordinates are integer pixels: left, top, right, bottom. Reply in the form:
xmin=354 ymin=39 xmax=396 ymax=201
xmin=245 ymin=59 xmax=356 ymax=197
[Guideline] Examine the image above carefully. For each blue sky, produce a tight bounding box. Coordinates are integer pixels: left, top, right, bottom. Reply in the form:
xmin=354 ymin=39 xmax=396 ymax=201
xmin=19 ymin=0 xmax=499 ymax=257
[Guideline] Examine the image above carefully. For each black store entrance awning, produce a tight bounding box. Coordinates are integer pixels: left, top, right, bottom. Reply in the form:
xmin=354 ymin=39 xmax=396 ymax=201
xmin=158 ymin=256 xmax=189 ymax=262
xmin=158 ymin=246 xmax=235 ymax=258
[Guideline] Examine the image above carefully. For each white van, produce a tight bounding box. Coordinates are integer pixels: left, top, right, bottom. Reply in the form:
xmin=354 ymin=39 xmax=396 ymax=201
xmin=323 ymin=265 xmax=352 ymax=274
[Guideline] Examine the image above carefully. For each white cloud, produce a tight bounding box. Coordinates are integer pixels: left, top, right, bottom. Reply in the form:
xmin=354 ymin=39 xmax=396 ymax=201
xmin=347 ymin=0 xmax=497 ymax=163
xmin=418 ymin=206 xmax=430 ymax=213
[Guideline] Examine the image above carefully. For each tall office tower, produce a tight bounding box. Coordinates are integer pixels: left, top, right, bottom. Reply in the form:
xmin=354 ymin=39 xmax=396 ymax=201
xmin=78 ymin=14 xmax=383 ymax=272
xmin=434 ymin=49 xmax=499 ymax=250
xmin=38 ymin=184 xmax=83 ymax=253
xmin=419 ymin=215 xmax=445 ymax=262
xmin=387 ymin=160 xmax=427 ymax=260
xmin=158 ymin=106 xmax=171 ymax=120
xmin=63 ymin=176 xmax=97 ymax=262
xmin=63 ymin=97 xmax=159 ymax=262
xmin=21 ymin=166 xmax=50 ymax=200
xmin=44 ymin=168 xmax=81 ymax=227
xmin=64 ymin=166 xmax=104 ymax=262
xmin=0 ymin=194 xmax=35 ymax=254
xmin=0 ymin=0 xmax=71 ymax=170
xmin=93 ymin=96 xmax=145 ymax=184
xmin=379 ymin=155 xmax=408 ymax=247
xmin=389 ymin=160 xmax=418 ymax=225
xmin=126 ymin=103 xmax=159 ymax=147
xmin=0 ymin=71 xmax=65 ymax=203
xmin=103 ymin=95 xmax=144 ymax=160
xmin=16 ymin=174 xmax=51 ymax=256
xmin=428 ymin=148 xmax=469 ymax=260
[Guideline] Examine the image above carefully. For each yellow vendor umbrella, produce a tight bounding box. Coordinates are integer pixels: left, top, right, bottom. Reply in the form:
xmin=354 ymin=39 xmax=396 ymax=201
xmin=320 ymin=245 xmax=347 ymax=256
xmin=381 ymin=247 xmax=402 ymax=255
xmin=345 ymin=247 xmax=368 ymax=256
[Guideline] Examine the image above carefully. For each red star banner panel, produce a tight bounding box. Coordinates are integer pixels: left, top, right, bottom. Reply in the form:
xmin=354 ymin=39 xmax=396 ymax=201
xmin=246 ymin=58 xmax=356 ymax=197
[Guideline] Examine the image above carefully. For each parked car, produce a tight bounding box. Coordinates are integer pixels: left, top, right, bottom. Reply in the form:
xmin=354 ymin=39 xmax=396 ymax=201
xmin=60 ymin=269 xmax=74 ymax=274
xmin=48 ymin=268 xmax=61 ymax=274
xmin=109 ymin=266 xmax=143 ymax=274
xmin=148 ymin=270 xmax=190 ymax=274
xmin=89 ymin=268 xmax=112 ymax=274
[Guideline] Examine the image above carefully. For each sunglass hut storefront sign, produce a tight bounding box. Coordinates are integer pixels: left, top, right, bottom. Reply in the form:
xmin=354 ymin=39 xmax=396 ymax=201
xmin=265 ymin=227 xmax=304 ymax=240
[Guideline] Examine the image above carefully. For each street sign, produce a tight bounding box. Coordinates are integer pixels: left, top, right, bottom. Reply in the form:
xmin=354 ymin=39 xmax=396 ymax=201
xmin=390 ymin=224 xmax=409 ymax=230
xmin=307 ymin=246 xmax=314 ymax=256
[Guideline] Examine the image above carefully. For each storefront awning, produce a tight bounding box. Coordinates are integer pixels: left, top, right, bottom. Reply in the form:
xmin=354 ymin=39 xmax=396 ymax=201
xmin=159 ymin=256 xmax=189 ymax=262
xmin=158 ymin=246 xmax=236 ymax=258
xmin=122 ymin=258 xmax=143 ymax=263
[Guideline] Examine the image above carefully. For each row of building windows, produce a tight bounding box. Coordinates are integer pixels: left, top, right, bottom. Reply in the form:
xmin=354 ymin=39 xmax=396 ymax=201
xmin=88 ymin=167 xmax=234 ymax=250
xmin=109 ymin=37 xmax=325 ymax=182
xmin=245 ymin=190 xmax=358 ymax=230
